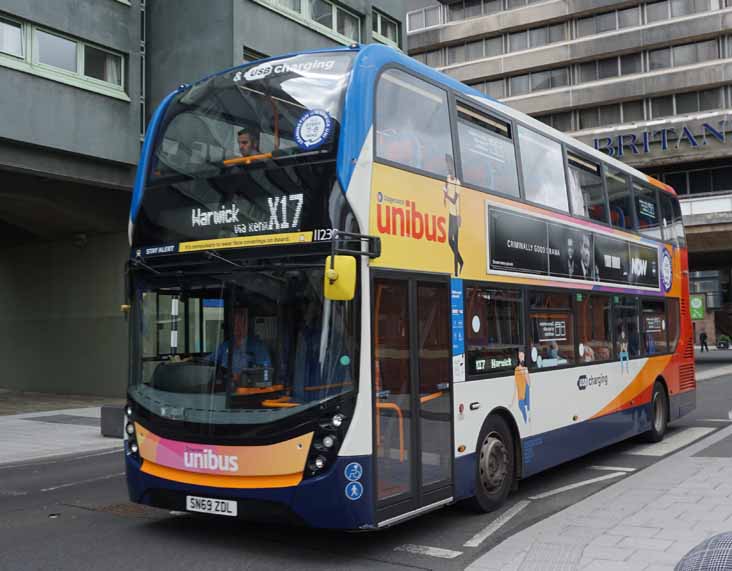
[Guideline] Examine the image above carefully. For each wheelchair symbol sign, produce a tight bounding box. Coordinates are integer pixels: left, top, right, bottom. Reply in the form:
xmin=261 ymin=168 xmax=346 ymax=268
xmin=345 ymin=481 xmax=363 ymax=501
xmin=344 ymin=462 xmax=363 ymax=482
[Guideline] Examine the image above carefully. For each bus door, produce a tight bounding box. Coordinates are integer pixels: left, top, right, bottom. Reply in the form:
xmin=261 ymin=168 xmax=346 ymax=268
xmin=372 ymin=273 xmax=453 ymax=522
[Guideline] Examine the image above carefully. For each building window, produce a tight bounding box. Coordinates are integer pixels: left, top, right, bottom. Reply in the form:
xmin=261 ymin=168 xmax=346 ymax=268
xmin=646 ymin=0 xmax=712 ymax=23
xmin=242 ymin=46 xmax=267 ymax=63
xmin=577 ymin=6 xmax=640 ymax=38
xmin=33 ymin=29 xmax=124 ymax=87
xmin=508 ymin=23 xmax=565 ymax=53
xmin=373 ymin=10 xmax=399 ymax=46
xmin=0 ymin=17 xmax=23 ymax=58
xmin=36 ymin=30 xmax=77 ymax=73
xmin=262 ymin=0 xmax=361 ymax=42
xmin=84 ymin=45 xmax=122 ymax=84
xmin=506 ymin=66 xmax=569 ymax=96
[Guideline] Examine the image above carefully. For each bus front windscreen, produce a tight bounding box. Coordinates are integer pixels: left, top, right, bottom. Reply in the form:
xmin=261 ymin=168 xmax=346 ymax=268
xmin=134 ymin=52 xmax=354 ymax=246
xmin=129 ymin=262 xmax=359 ymax=425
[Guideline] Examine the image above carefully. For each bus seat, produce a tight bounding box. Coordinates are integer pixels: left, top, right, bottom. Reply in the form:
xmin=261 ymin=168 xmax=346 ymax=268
xmin=611 ymin=206 xmax=625 ymax=228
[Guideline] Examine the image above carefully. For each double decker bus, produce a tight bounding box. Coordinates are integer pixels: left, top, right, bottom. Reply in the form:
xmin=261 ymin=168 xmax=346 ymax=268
xmin=124 ymin=44 xmax=694 ymax=529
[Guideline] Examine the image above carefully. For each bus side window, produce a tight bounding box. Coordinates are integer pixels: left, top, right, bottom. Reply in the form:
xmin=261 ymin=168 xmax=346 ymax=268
xmin=375 ymin=69 xmax=454 ymax=178
xmin=567 ymin=154 xmax=607 ymax=224
xmin=641 ymin=300 xmax=668 ymax=355
xmin=456 ymin=106 xmax=520 ymax=198
xmin=634 ymin=183 xmax=662 ymax=240
xmin=517 ymin=125 xmax=568 ymax=212
xmin=606 ymin=170 xmax=633 ymax=231
xmin=659 ymin=191 xmax=681 ymax=246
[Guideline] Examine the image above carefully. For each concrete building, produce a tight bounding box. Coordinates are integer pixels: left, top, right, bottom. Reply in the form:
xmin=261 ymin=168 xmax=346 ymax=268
xmin=407 ymin=0 xmax=732 ymax=344
xmin=0 ymin=0 xmax=405 ymax=397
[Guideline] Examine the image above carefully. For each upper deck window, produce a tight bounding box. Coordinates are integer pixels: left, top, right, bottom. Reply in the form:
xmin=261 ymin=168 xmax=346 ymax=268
xmin=136 ymin=52 xmax=354 ymax=246
xmin=606 ymin=169 xmax=633 ymax=231
xmin=517 ymin=126 xmax=568 ymax=212
xmin=375 ymin=70 xmax=454 ymax=179
xmin=456 ymin=106 xmax=519 ymax=198
xmin=567 ymin=154 xmax=607 ymax=224
xmin=634 ymin=183 xmax=661 ymax=240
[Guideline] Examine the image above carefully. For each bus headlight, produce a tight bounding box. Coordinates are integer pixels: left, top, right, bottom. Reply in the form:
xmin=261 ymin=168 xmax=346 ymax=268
xmin=125 ymin=422 xmax=135 ymax=436
xmin=130 ymin=443 xmax=139 ymax=454
xmin=304 ymin=411 xmax=350 ymax=478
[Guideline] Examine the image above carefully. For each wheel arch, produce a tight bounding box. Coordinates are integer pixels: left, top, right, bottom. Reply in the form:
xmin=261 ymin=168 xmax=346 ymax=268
xmin=483 ymin=407 xmax=524 ymax=481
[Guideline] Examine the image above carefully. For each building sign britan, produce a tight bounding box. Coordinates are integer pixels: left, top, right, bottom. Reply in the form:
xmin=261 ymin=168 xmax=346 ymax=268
xmin=593 ymin=121 xmax=728 ymax=157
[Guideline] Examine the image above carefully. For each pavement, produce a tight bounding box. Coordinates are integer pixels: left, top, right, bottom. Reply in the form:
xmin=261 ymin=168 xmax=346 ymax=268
xmin=0 ymin=389 xmax=123 ymax=466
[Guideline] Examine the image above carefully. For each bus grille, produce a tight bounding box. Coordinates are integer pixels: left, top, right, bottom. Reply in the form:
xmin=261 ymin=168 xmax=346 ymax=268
xmin=684 ymin=344 xmax=693 ymax=360
xmin=679 ymin=363 xmax=696 ymax=391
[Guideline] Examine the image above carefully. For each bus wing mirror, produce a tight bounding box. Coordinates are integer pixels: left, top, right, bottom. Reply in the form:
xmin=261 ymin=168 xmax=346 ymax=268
xmin=324 ymin=255 xmax=356 ymax=301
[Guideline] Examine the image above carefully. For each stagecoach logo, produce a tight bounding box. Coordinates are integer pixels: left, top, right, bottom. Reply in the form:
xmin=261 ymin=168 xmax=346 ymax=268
xmin=183 ymin=447 xmax=239 ymax=472
xmin=295 ymin=109 xmax=333 ymax=150
xmin=191 ymin=204 xmax=240 ymax=227
xmin=661 ymin=250 xmax=673 ymax=292
xmin=577 ymin=373 xmax=609 ymax=391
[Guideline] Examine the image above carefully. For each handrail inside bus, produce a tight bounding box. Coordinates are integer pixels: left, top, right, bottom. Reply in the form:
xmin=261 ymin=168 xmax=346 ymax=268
xmin=222 ymin=152 xmax=273 ymax=166
xmin=375 ymin=401 xmax=404 ymax=463
xmin=420 ymin=391 xmax=444 ymax=405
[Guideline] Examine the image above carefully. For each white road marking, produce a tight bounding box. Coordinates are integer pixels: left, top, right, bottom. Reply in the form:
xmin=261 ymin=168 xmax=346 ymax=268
xmin=698 ymin=419 xmax=732 ymax=423
xmin=40 ymin=472 xmax=125 ymax=492
xmin=463 ymin=500 xmax=531 ymax=548
xmin=393 ymin=544 xmax=463 ymax=559
xmin=624 ymin=427 xmax=715 ymax=457
xmin=528 ymin=472 xmax=626 ymax=500
xmin=590 ymin=465 xmax=636 ymax=472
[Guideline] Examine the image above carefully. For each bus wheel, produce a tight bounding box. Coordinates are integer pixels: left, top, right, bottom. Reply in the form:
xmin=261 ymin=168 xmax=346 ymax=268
xmin=468 ymin=415 xmax=514 ymax=513
xmin=644 ymin=382 xmax=668 ymax=443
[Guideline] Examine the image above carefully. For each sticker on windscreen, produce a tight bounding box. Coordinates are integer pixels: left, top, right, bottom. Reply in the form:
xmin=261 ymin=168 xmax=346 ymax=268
xmin=295 ymin=110 xmax=333 ymax=150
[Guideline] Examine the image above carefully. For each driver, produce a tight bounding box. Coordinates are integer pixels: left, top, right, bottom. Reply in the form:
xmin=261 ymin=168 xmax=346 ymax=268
xmin=237 ymin=126 xmax=260 ymax=157
xmin=209 ymin=307 xmax=271 ymax=383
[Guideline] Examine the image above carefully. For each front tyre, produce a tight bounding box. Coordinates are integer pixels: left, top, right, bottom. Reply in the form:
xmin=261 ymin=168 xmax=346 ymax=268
xmin=644 ymin=381 xmax=668 ymax=443
xmin=467 ymin=415 xmax=515 ymax=513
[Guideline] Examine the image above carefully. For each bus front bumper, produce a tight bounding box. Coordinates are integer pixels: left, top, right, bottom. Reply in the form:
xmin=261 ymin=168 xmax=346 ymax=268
xmin=125 ymin=447 xmax=375 ymax=530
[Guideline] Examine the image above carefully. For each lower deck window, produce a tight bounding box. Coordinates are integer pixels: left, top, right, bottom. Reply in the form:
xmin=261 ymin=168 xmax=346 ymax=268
xmin=465 ymin=286 xmax=523 ymax=375
xmin=527 ymin=311 xmax=575 ymax=368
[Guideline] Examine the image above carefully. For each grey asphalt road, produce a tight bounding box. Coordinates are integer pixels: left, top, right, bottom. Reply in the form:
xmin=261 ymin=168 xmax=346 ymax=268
xmin=1 ymin=366 xmax=730 ymax=571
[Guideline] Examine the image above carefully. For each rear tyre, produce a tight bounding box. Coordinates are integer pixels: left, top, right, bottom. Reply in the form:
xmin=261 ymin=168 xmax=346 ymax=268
xmin=467 ymin=415 xmax=514 ymax=513
xmin=644 ymin=381 xmax=668 ymax=443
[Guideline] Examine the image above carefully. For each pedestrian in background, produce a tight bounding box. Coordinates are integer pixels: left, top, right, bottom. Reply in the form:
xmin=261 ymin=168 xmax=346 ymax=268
xmin=700 ymin=331 xmax=709 ymax=352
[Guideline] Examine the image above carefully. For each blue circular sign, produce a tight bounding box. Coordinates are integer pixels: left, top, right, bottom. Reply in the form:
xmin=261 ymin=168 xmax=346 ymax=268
xmin=344 ymin=462 xmax=363 ymax=482
xmin=295 ymin=109 xmax=333 ymax=150
xmin=661 ymin=249 xmax=673 ymax=292
xmin=345 ymin=481 xmax=363 ymax=501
